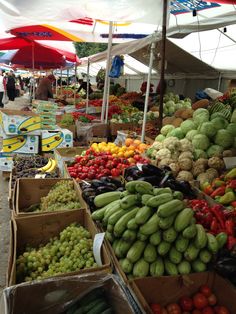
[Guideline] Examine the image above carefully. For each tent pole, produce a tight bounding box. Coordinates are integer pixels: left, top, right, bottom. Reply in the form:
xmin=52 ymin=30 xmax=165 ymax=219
xmin=158 ymin=0 xmax=168 ymax=128
xmin=74 ymin=63 xmax=77 ymax=105
xmin=86 ymin=59 xmax=90 ymax=114
xmin=60 ymin=66 xmax=63 ymax=96
xmin=105 ymin=77 xmax=111 ymax=124
xmin=101 ymin=21 xmax=113 ymax=122
xmin=141 ymin=42 xmax=155 ymax=143
xmin=55 ymin=70 xmax=58 ymax=97
xmin=32 ymin=42 xmax=35 ymax=100
xmin=67 ymin=68 xmax=69 ymax=87
xmin=217 ymin=72 xmax=222 ymax=91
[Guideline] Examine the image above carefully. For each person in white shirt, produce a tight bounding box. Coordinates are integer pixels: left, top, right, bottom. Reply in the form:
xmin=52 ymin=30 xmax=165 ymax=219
xmin=0 ymin=70 xmax=6 ymax=108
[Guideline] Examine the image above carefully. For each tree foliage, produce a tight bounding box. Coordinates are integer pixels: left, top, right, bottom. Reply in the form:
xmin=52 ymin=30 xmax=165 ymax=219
xmin=74 ymin=42 xmax=107 ymax=58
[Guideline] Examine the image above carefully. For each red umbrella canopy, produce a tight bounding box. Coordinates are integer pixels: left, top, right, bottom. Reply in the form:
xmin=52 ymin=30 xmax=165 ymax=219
xmin=0 ymin=37 xmax=79 ymax=69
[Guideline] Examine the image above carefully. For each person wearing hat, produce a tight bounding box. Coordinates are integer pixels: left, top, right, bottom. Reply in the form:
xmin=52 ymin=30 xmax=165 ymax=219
xmin=36 ymin=74 xmax=56 ymax=100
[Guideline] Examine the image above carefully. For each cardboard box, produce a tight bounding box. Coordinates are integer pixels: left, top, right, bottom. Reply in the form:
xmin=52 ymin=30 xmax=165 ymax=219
xmin=130 ymin=272 xmax=236 ymax=314
xmin=41 ymin=128 xmax=73 ymax=152
xmin=15 ymin=178 xmax=87 ymax=216
xmin=9 ymin=209 xmax=111 ymax=286
xmin=0 ymin=156 xmax=13 ymax=172
xmin=57 ymin=123 xmax=76 ymax=139
xmin=92 ymin=122 xmax=109 ymax=137
xmin=110 ymin=122 xmax=134 ymax=136
xmin=0 ymin=109 xmax=41 ymax=135
xmin=2 ymin=272 xmax=135 ymax=314
xmin=54 ymin=146 xmax=87 ymax=176
xmin=2 ymin=133 xmax=39 ymax=154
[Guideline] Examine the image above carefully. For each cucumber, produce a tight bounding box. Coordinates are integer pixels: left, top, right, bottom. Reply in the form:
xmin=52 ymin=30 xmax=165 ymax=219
xmin=81 ymin=298 xmax=105 ymax=313
xmin=115 ymin=239 xmax=133 ymax=258
xmin=104 ymin=200 xmax=121 ymax=216
xmin=120 ymin=258 xmax=133 ymax=274
xmin=139 ymin=213 xmax=160 ymax=235
xmin=126 ymin=180 xmax=152 ymax=193
xmin=108 ymin=209 xmax=126 ymax=225
xmin=106 ymin=224 xmax=113 ymax=233
xmin=137 ymin=232 xmax=148 ymax=241
xmin=163 ymin=227 xmax=177 ymax=243
xmin=182 ymin=224 xmax=197 ymax=239
xmin=91 ymin=206 xmax=109 ymax=221
xmin=206 ymin=233 xmax=219 ymax=254
xmin=133 ymin=258 xmax=149 ymax=278
xmin=199 ymin=249 xmax=212 ymax=263
xmin=157 ymin=199 xmax=185 ymax=218
xmin=146 ymin=193 xmax=173 ymax=208
xmin=192 ymin=259 xmax=207 ymax=273
xmin=144 ymin=243 xmax=157 ymax=263
xmin=169 ymin=247 xmax=182 ymax=264
xmin=114 ymin=207 xmax=139 ymax=236
xmin=103 ymin=202 xmax=122 ymax=224
xmin=135 ymin=181 xmax=154 ymax=195
xmin=174 ymin=208 xmax=194 ymax=232
xmin=184 ymin=244 xmax=200 ymax=261
xmin=141 ymin=194 xmax=153 ymax=205
xmin=122 ymin=230 xmax=137 ymax=242
xmin=157 ymin=241 xmax=171 ymax=256
xmin=164 ymin=259 xmax=178 ymax=275
xmin=175 ymin=235 xmax=189 ymax=253
xmin=158 ymin=215 xmax=176 ymax=230
xmin=127 ymin=218 xmax=139 ymax=230
xmin=135 ymin=206 xmax=153 ymax=225
xmin=173 ymin=191 xmax=184 ymax=200
xmin=120 ymin=195 xmax=139 ymax=210
xmin=194 ymin=224 xmax=207 ymax=249
xmin=112 ymin=239 xmax=119 ymax=252
xmin=153 ymin=187 xmax=172 ymax=196
xmin=149 ymin=231 xmax=162 ymax=246
xmin=86 ymin=300 xmax=108 ymax=314
xmin=94 ymin=192 xmax=122 ymax=208
xmin=127 ymin=240 xmax=146 ymax=263
xmin=216 ymin=232 xmax=228 ymax=249
xmin=150 ymin=258 xmax=164 ymax=277
xmin=105 ymin=231 xmax=114 ymax=243
xmin=177 ymin=260 xmax=191 ymax=274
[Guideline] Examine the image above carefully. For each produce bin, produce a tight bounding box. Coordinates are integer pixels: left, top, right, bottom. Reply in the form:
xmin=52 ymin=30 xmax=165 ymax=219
xmin=110 ymin=122 xmax=134 ymax=136
xmin=92 ymin=122 xmax=109 ymax=137
xmin=2 ymin=272 xmax=136 ymax=314
xmin=9 ymin=209 xmax=111 ymax=286
xmin=130 ymin=272 xmax=236 ymax=314
xmin=14 ymin=178 xmax=87 ymax=216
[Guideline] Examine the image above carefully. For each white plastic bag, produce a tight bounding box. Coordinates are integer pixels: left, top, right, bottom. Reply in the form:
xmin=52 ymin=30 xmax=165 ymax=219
xmin=2 ymin=93 xmax=9 ymax=105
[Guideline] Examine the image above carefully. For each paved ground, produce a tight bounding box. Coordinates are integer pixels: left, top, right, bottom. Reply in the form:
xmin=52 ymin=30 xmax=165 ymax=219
xmin=0 ymin=96 xmax=30 ymax=294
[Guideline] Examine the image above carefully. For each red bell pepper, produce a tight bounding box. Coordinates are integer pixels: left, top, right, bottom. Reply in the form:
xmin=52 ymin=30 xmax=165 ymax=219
xmin=226 ymin=180 xmax=236 ymax=189
xmin=230 ymin=201 xmax=236 ymax=208
xmin=203 ymin=185 xmax=214 ymax=195
xmin=225 ymin=219 xmax=235 ymax=236
xmin=210 ymin=218 xmax=219 ymax=234
xmin=227 ymin=235 xmax=236 ymax=250
xmin=209 ymin=205 xmax=226 ymax=229
xmin=210 ymin=186 xmax=226 ymax=198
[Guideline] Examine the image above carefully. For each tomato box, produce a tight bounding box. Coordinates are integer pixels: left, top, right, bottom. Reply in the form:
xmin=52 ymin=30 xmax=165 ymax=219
xmin=0 ymin=109 xmax=41 ymax=135
xmin=2 ymin=272 xmax=136 ymax=314
xmin=41 ymin=128 xmax=73 ymax=152
xmin=130 ymin=272 xmax=236 ymax=314
xmin=14 ymin=178 xmax=88 ymax=216
xmin=9 ymin=209 xmax=111 ymax=286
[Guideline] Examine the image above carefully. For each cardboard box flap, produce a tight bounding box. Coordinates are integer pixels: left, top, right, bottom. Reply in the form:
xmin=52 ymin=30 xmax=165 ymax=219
xmin=0 ymin=109 xmax=39 ymax=117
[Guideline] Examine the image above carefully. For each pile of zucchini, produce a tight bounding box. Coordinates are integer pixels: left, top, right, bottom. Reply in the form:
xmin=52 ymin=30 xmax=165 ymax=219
xmin=92 ymin=181 xmax=227 ymax=278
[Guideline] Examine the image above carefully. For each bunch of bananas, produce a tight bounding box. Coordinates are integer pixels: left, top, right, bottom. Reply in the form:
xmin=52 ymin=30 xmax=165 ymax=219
xmin=38 ymin=158 xmax=57 ymax=173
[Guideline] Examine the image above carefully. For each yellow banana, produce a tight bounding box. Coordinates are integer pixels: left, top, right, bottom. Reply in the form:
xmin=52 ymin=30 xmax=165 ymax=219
xmin=46 ymin=159 xmax=57 ymax=173
xmin=42 ymin=136 xmax=63 ymax=151
xmin=38 ymin=159 xmax=52 ymax=172
xmin=3 ymin=136 xmax=26 ymax=152
xmin=18 ymin=116 xmax=41 ymax=133
xmin=42 ymin=132 xmax=63 ymax=146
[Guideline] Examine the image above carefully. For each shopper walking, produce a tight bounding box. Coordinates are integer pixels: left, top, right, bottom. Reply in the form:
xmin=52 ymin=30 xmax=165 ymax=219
xmin=0 ymin=69 xmax=6 ymax=107
xmin=6 ymin=70 xmax=16 ymax=101
xmin=35 ymin=74 xmax=55 ymax=100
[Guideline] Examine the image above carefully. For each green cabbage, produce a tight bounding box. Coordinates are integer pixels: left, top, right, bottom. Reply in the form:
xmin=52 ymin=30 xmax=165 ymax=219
xmin=227 ymin=123 xmax=236 ymax=137
xmin=192 ymin=134 xmax=210 ymax=150
xmin=180 ymin=119 xmax=196 ymax=135
xmin=146 ymin=147 xmax=155 ymax=158
xmin=214 ymin=129 xmax=234 ymax=149
xmin=193 ymin=108 xmax=209 ymax=126
xmin=155 ymin=134 xmax=166 ymax=142
xmin=211 ymin=117 xmax=229 ymax=130
xmin=185 ymin=129 xmax=198 ymax=141
xmin=198 ymin=122 xmax=217 ymax=138
xmin=193 ymin=149 xmax=208 ymax=160
xmin=207 ymin=145 xmax=223 ymax=158
xmin=167 ymin=127 xmax=185 ymax=139
xmin=161 ymin=124 xmax=175 ymax=136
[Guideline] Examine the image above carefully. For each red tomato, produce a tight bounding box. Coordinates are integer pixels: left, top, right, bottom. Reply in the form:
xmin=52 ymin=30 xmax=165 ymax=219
xmin=166 ymin=303 xmax=181 ymax=314
xmin=193 ymin=293 xmax=208 ymax=310
xmin=207 ymin=294 xmax=217 ymax=306
xmin=79 ymin=173 xmax=87 ymax=180
xmin=192 ymin=310 xmax=202 ymax=314
xmin=133 ymin=154 xmax=141 ymax=161
xmin=150 ymin=303 xmax=162 ymax=314
xmin=200 ymin=285 xmax=212 ymax=298
xmin=101 ymin=169 xmax=111 ymax=176
xmin=111 ymin=168 xmax=121 ymax=177
xmin=202 ymin=306 xmax=214 ymax=314
xmin=179 ymin=296 xmax=193 ymax=311
xmin=214 ymin=306 xmax=230 ymax=314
